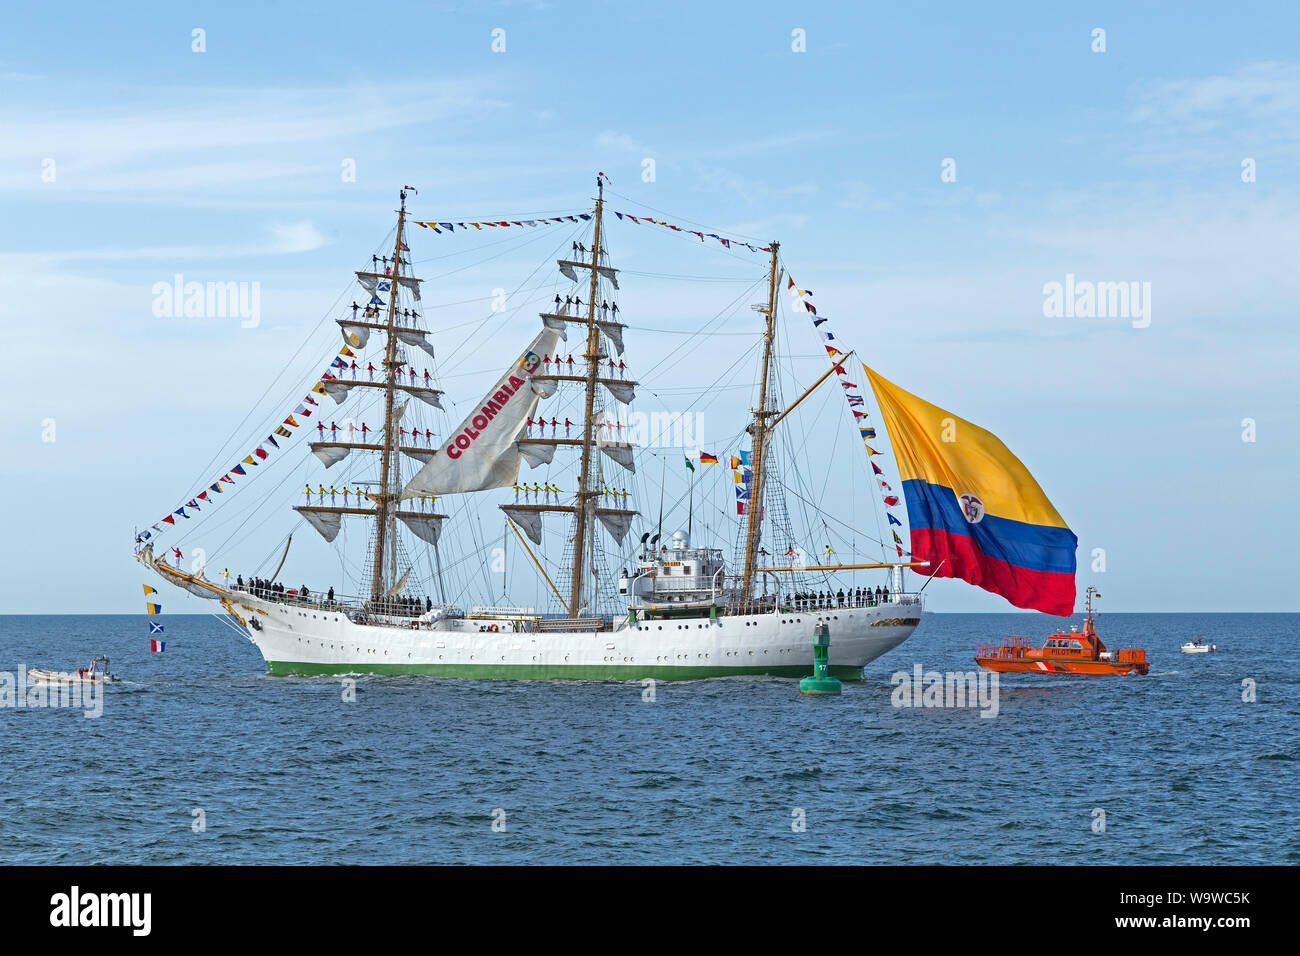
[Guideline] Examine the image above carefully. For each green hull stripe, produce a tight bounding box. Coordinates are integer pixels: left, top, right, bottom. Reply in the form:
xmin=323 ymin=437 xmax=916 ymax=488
xmin=264 ymin=660 xmax=865 ymax=681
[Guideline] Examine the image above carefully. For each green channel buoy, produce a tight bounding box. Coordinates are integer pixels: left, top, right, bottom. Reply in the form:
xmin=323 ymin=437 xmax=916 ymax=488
xmin=799 ymin=622 xmax=842 ymax=696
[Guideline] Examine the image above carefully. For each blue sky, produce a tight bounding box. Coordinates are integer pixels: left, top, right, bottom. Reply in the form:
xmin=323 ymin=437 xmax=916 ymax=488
xmin=2 ymin=1 xmax=1297 ymax=613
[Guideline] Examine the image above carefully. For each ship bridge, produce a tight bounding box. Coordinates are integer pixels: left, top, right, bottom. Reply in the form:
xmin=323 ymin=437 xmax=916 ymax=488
xmin=622 ymin=531 xmax=725 ymax=611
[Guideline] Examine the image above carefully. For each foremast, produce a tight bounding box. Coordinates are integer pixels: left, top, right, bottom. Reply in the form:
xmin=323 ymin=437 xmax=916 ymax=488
xmin=370 ymin=192 xmax=410 ymax=598
xmin=739 ymin=242 xmax=781 ymax=606
xmin=569 ymin=176 xmax=607 ymax=617
xmin=293 ymin=187 xmax=448 ymax=602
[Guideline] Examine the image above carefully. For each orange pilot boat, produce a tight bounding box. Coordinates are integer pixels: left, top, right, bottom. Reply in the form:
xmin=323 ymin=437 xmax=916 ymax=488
xmin=975 ymin=588 xmax=1148 ymax=676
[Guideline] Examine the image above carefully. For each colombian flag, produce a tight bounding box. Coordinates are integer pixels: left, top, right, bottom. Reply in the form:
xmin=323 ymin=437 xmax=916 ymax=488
xmin=862 ymin=364 xmax=1077 ymax=615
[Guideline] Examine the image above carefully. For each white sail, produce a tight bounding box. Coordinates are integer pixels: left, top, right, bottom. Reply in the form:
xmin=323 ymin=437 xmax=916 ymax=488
xmin=340 ymin=324 xmax=370 ymax=349
xmin=402 ymin=447 xmax=434 ymax=464
xmin=401 ymin=326 xmax=562 ymax=497
xmin=403 ymin=385 xmax=442 ymax=408
xmin=322 ymin=379 xmax=354 ymax=403
xmin=312 ymin=445 xmax=351 ymax=468
xmin=529 ymin=375 xmax=559 ymax=399
xmin=518 ymin=439 xmax=557 ymax=468
xmin=558 ymin=260 xmax=619 ymax=289
xmin=599 ymin=442 xmax=635 ymax=472
xmin=604 ymin=380 xmax=635 ymax=404
xmin=300 ymin=509 xmax=342 ymax=542
xmin=394 ymin=328 xmax=436 ymax=360
xmin=602 ymin=323 xmax=624 ymax=356
xmin=596 ymin=508 xmax=634 ymax=544
xmin=541 ymin=314 xmax=569 ymax=341
xmin=386 ymin=568 xmax=412 ymax=597
xmin=398 ymin=513 xmax=444 ymax=546
xmin=502 ymin=506 xmax=544 ymax=545
xmin=357 ymin=272 xmax=422 ymax=301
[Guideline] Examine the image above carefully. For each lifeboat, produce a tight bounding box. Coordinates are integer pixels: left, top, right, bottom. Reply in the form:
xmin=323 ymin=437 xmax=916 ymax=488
xmin=975 ymin=588 xmax=1148 ymax=676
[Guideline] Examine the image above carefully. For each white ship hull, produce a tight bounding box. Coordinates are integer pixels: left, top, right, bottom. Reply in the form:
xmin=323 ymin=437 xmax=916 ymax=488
xmin=233 ymin=591 xmax=922 ymax=680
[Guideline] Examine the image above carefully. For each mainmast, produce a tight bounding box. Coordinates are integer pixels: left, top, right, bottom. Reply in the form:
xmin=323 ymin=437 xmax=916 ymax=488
xmin=568 ymin=175 xmax=606 ymax=616
xmin=370 ymin=191 xmax=410 ymax=598
xmin=495 ymin=173 xmax=638 ymax=620
xmin=739 ymin=241 xmax=781 ymax=606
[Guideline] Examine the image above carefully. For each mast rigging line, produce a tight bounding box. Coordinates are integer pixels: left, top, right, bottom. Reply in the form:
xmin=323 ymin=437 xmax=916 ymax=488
xmin=410 ymin=211 xmax=591 ymax=263
xmin=419 ymin=218 xmax=587 ymax=283
xmin=634 ymin=276 xmax=766 ymax=384
xmin=166 ymin=235 xmax=392 ymax=520
xmin=435 ymin=222 xmax=586 ymax=370
xmin=774 ymin=251 xmax=893 ymax=556
xmin=767 ymin=472 xmax=900 ymax=558
xmin=602 ymin=188 xmax=773 ymax=246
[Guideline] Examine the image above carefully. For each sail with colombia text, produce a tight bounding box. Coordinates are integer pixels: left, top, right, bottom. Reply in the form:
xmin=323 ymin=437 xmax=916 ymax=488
xmin=401 ymin=326 xmax=562 ymax=497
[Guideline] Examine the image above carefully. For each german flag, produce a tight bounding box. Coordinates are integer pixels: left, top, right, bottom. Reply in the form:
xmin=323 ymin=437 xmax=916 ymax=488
xmin=699 ymin=451 xmax=719 ymax=464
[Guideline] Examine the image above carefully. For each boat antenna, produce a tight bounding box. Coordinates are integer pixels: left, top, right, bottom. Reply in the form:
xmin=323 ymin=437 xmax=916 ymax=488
xmin=657 ymin=456 xmax=666 ymax=545
xmin=687 ymin=461 xmax=694 ymax=540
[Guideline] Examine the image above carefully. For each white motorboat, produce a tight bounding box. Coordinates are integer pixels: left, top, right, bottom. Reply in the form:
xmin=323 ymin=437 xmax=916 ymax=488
xmin=28 ymin=656 xmax=120 ymax=685
xmin=1180 ymin=640 xmax=1216 ymax=654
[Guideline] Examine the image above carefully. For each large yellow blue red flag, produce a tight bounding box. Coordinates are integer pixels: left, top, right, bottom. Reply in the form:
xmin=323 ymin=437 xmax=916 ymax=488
xmin=862 ymin=364 xmax=1077 ymax=615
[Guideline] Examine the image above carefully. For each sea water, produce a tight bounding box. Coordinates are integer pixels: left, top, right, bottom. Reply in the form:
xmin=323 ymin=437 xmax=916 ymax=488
xmin=1 ymin=613 xmax=1295 ymax=864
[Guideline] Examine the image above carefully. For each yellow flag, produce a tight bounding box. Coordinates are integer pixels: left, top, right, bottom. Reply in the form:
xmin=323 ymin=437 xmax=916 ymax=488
xmin=860 ymin=363 xmax=1077 ymax=615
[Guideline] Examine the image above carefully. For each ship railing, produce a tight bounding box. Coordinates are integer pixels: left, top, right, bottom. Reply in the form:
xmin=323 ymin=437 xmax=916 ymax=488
xmin=775 ymin=592 xmax=924 ymax=612
xmin=977 ymin=635 xmax=1032 ymax=658
xmin=229 ymin=585 xmax=461 ymax=621
xmin=230 ymin=584 xmax=362 ymax=609
xmin=651 ymin=575 xmax=719 ymax=592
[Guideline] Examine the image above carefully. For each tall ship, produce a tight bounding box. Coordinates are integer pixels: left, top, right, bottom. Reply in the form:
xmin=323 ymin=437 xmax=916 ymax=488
xmin=135 ymin=177 xmax=1079 ymax=679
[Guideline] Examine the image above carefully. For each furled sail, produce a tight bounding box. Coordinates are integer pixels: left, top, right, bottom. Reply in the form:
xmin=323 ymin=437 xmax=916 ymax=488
xmin=322 ymin=379 xmax=354 ymax=403
xmin=541 ymin=314 xmax=569 ymax=341
xmin=299 ymin=508 xmax=343 ymax=542
xmin=182 ymin=578 xmax=221 ymax=600
xmin=557 ymin=259 xmax=619 ymax=289
xmin=398 ymin=512 xmax=444 ymax=546
xmin=529 ymin=375 xmax=559 ymax=399
xmin=501 ymin=506 xmax=544 ymax=545
xmin=604 ymin=380 xmax=635 ymax=404
xmin=357 ymin=272 xmax=423 ymax=301
xmin=403 ymin=385 xmax=442 ymax=408
xmin=401 ymin=326 xmax=562 ymax=497
xmin=596 ymin=508 xmax=634 ymax=544
xmin=394 ymin=328 xmax=436 ymax=360
xmin=340 ymin=324 xmax=370 ymax=349
xmin=518 ymin=438 xmax=557 ymax=468
xmin=385 ymin=567 xmax=412 ymax=597
xmin=402 ymin=447 xmax=434 ymax=464
xmin=312 ymin=444 xmax=351 ymax=468
xmin=602 ymin=323 xmax=624 ymax=356
xmin=599 ymin=442 xmax=635 ymax=472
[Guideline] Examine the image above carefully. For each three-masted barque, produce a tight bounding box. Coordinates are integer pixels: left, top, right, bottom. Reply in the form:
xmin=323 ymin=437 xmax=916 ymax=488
xmin=136 ymin=174 xmax=1080 ymax=680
